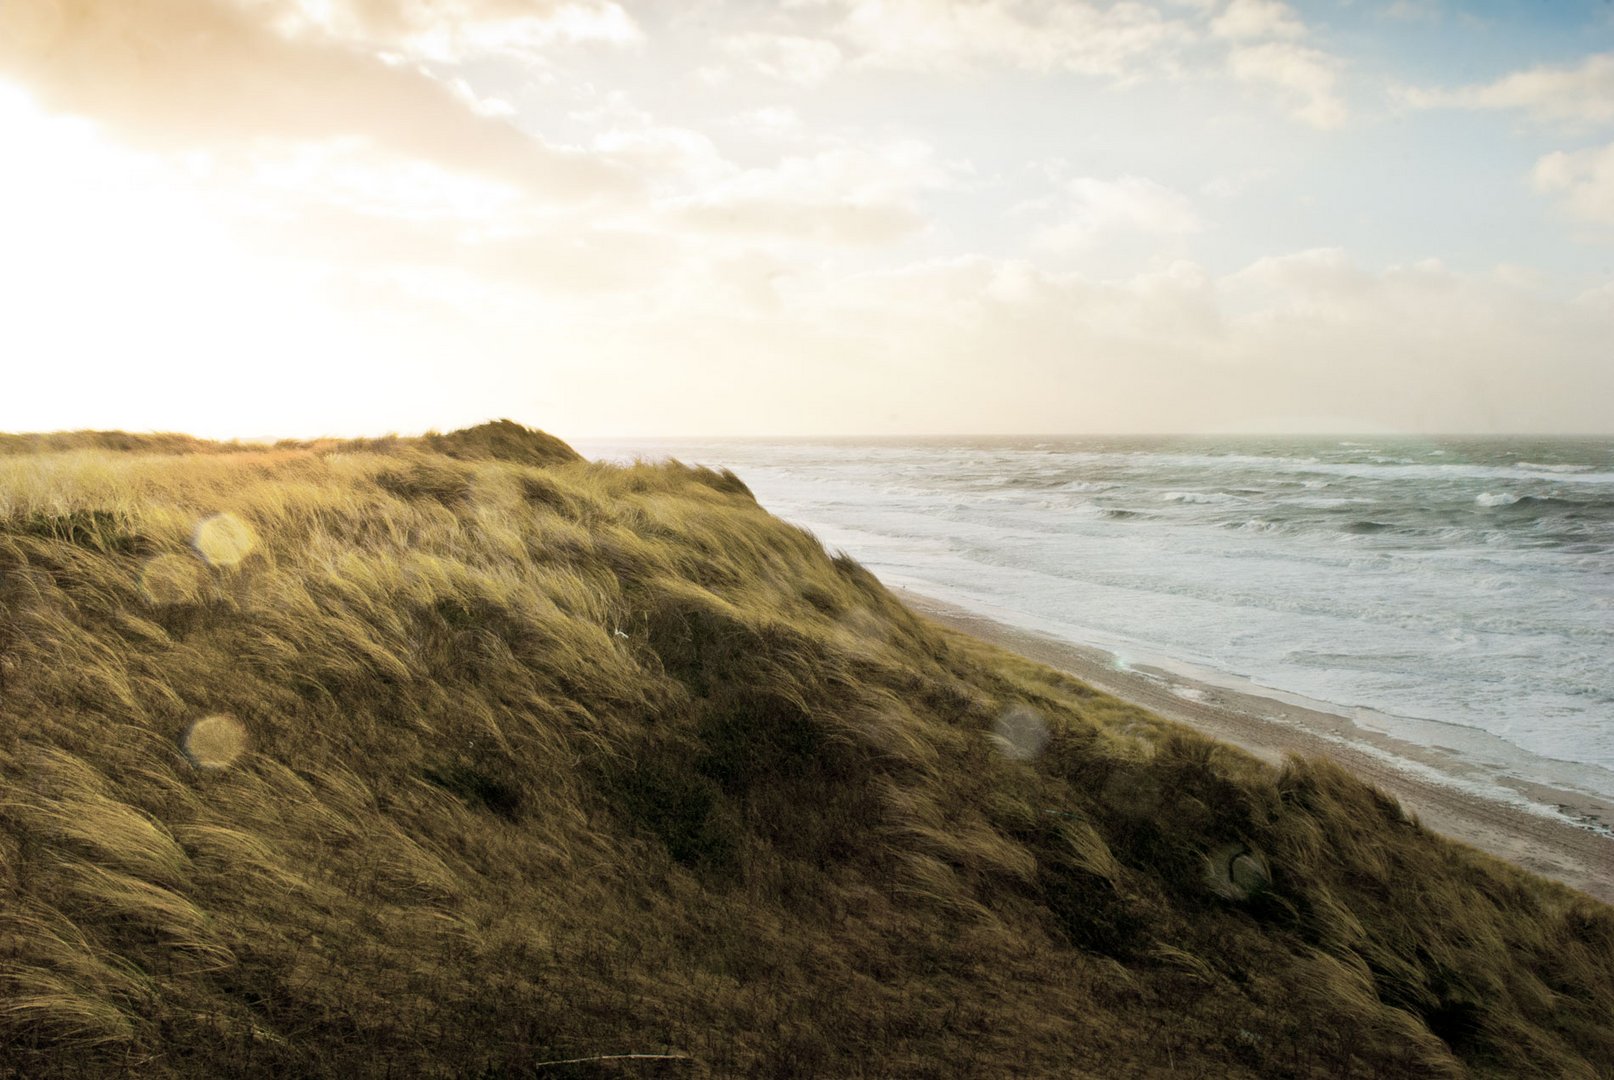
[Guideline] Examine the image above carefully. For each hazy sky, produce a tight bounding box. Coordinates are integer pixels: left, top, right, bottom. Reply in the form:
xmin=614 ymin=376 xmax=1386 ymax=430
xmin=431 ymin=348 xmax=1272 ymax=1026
xmin=3 ymin=0 xmax=1613 ymax=438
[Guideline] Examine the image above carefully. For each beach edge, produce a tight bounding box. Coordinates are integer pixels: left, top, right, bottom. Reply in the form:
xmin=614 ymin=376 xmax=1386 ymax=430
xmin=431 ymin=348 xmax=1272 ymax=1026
xmin=899 ymin=587 xmax=1614 ymax=905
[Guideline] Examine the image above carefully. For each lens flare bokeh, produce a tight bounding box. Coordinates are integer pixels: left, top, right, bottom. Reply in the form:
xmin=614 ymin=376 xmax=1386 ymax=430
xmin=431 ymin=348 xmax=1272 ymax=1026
xmin=183 ymin=714 xmax=249 ymax=769
xmin=192 ymin=513 xmax=257 ymax=568
xmin=992 ymin=704 xmax=1049 ymax=761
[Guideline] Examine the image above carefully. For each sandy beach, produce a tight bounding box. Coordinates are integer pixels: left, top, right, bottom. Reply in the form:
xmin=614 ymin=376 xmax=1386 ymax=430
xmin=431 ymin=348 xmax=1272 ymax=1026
xmin=901 ymin=588 xmax=1614 ymax=905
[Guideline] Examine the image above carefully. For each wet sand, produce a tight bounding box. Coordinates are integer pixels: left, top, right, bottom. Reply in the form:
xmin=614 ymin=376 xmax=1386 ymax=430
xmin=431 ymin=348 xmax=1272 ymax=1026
xmin=900 ymin=589 xmax=1614 ymax=906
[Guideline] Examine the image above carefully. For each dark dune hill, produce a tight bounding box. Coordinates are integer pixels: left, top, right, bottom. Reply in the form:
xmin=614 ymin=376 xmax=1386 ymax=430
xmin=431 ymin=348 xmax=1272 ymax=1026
xmin=0 ymin=421 xmax=1610 ymax=1078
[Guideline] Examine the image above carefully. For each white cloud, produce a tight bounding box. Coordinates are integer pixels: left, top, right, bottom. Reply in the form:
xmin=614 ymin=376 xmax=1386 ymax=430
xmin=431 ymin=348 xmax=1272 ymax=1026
xmin=1200 ymin=167 xmax=1274 ymax=199
xmin=823 ymin=0 xmax=1190 ymax=77
xmin=1226 ymin=247 xmax=1380 ymax=318
xmin=1576 ymin=279 xmax=1614 ymax=309
xmin=727 ymin=249 xmax=1612 ymax=435
xmin=1211 ymin=0 xmax=1304 ymax=41
xmin=719 ymin=33 xmax=843 ymax=86
xmin=270 ymin=0 xmax=644 ymax=62
xmin=444 ymin=76 xmax=518 ymax=119
xmin=671 ymin=139 xmax=951 ymax=247
xmin=591 ymin=122 xmax=734 ymax=192
xmin=678 ymin=200 xmax=925 ymax=247
xmin=1201 ymin=0 xmax=1349 ymax=129
xmin=1406 ymin=55 xmax=1614 ymax=226
xmin=0 ymin=0 xmax=636 ymax=200
xmin=2 ymin=90 xmax=1607 ymax=438
xmin=1532 ymin=141 xmax=1614 ymax=225
xmin=721 ymin=1 xmax=1347 ymax=131
xmin=723 ymin=107 xmax=808 ymax=140
xmin=1228 ymin=41 xmax=1347 ymax=128
xmin=1034 ymin=176 xmax=1202 ymax=249
xmin=1404 ymin=52 xmax=1614 ymax=128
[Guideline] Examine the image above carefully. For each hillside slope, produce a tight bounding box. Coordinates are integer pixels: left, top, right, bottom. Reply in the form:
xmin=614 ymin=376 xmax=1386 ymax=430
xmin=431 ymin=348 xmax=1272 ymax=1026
xmin=1 ymin=422 xmax=1610 ymax=1078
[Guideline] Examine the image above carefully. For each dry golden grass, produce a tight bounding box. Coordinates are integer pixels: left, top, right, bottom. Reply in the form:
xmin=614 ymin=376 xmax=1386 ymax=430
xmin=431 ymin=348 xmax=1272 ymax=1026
xmin=0 ymin=420 xmax=1611 ymax=1077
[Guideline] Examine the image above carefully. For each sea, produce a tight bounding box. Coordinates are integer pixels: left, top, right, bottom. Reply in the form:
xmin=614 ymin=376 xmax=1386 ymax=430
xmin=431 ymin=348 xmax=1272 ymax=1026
xmin=579 ymin=436 xmax=1614 ymax=818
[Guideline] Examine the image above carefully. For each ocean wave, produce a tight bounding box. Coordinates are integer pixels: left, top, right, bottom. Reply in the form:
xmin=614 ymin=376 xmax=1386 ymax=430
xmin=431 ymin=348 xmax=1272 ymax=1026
xmin=1492 ymin=494 xmax=1614 ymax=517
xmin=1160 ymin=491 xmax=1245 ymax=504
xmin=1517 ymin=462 xmax=1598 ymax=474
xmin=1477 ymin=492 xmax=1521 ymax=507
xmin=1295 ymin=461 xmax=1614 ymax=485
xmin=995 ymin=473 xmax=1105 ymax=491
xmin=1290 ymin=496 xmax=1361 ymax=508
xmin=1098 ymin=450 xmax=1329 ymax=472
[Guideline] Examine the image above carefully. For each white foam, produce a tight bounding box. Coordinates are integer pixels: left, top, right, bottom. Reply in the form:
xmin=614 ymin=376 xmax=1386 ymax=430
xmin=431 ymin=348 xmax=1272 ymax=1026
xmin=1160 ymin=491 xmax=1244 ymax=504
xmin=1517 ymin=462 xmax=1596 ymax=473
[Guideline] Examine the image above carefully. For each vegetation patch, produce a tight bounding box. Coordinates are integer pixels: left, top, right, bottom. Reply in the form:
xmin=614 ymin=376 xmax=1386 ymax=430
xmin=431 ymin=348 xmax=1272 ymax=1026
xmin=422 ymin=762 xmax=524 ymax=821
xmin=14 ymin=510 xmax=145 ymax=556
xmin=424 ymin=418 xmax=582 ymax=468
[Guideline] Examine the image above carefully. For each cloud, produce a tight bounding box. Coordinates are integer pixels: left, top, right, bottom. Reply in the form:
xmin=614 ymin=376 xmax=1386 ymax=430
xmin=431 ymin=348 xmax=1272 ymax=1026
xmin=1404 ymin=52 xmax=1614 ymax=128
xmin=1200 ymin=0 xmax=1348 ymax=129
xmin=591 ymin=121 xmax=734 ymax=193
xmin=718 ymin=33 xmax=843 ymax=86
xmin=569 ymin=99 xmax=950 ymax=247
xmin=1210 ymin=0 xmax=1304 ymax=41
xmin=269 ymin=0 xmax=643 ymax=62
xmin=1231 ymin=246 xmax=1372 ymax=289
xmin=678 ymin=200 xmax=925 ymax=247
xmin=1532 ymin=141 xmax=1614 ymax=225
xmin=0 ymin=0 xmax=1598 ymax=440
xmin=722 ymin=107 xmax=808 ymax=140
xmin=1034 ymin=176 xmax=1202 ymax=249
xmin=670 ymin=139 xmax=951 ymax=247
xmin=0 ymin=0 xmax=634 ymax=199
xmin=820 ymin=0 xmax=1189 ymax=77
xmin=1405 ymin=54 xmax=1614 ymax=225
xmin=706 ymin=1 xmax=1347 ymax=130
xmin=1227 ymin=41 xmax=1347 ymax=129
xmin=3 ymin=89 xmax=1607 ymax=440
xmin=732 ymin=249 xmax=1612 ymax=435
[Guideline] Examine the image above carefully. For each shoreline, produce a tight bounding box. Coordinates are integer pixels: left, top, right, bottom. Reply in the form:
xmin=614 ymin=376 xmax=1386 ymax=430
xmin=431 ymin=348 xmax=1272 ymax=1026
xmin=899 ymin=588 xmax=1614 ymax=905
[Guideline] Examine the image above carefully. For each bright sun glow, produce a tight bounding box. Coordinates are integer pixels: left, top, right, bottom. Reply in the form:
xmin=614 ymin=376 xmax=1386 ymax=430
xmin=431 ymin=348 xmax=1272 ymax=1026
xmin=0 ymin=85 xmax=388 ymax=436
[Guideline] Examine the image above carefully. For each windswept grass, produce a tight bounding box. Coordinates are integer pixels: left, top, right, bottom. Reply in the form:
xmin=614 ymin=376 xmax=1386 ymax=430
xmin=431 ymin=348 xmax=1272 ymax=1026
xmin=0 ymin=420 xmax=1610 ymax=1077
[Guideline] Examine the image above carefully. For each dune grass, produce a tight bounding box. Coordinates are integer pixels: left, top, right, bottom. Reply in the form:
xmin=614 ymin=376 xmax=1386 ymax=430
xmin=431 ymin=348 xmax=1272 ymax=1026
xmin=0 ymin=421 xmax=1610 ymax=1077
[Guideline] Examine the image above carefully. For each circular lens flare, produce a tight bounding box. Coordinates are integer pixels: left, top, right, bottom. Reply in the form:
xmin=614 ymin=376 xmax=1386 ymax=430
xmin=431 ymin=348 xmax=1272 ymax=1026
xmin=183 ymin=714 xmax=248 ymax=769
xmin=993 ymin=704 xmax=1049 ymax=761
xmin=192 ymin=513 xmax=256 ymax=568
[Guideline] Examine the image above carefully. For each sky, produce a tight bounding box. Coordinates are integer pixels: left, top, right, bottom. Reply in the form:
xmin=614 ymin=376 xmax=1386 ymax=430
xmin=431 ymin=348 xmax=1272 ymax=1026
xmin=2 ymin=0 xmax=1614 ymax=439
